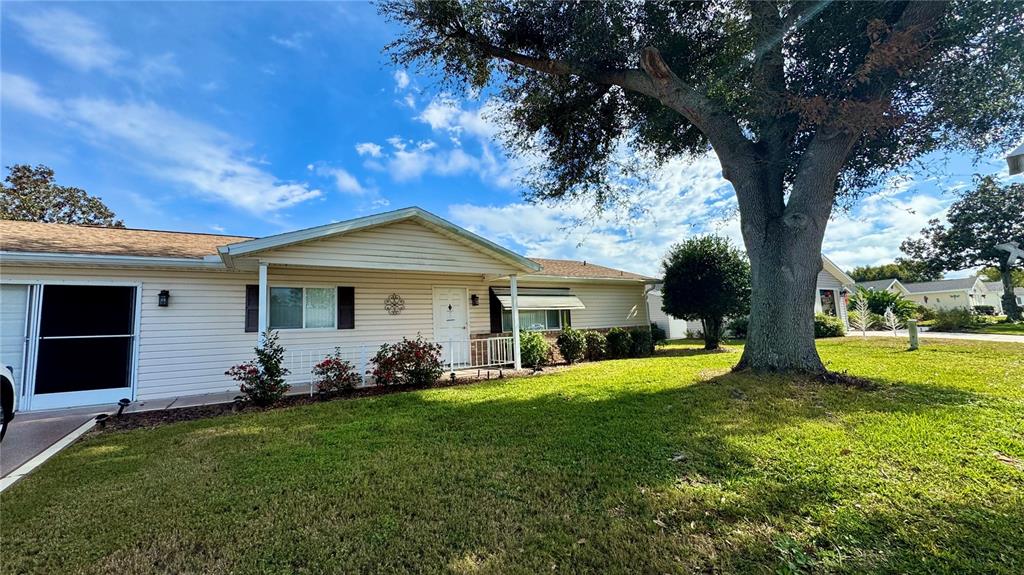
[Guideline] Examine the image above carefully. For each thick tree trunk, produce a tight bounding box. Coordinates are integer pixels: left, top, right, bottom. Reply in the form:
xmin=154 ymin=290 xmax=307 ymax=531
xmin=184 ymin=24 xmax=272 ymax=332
xmin=1000 ymin=262 xmax=1023 ymax=321
xmin=733 ymin=182 xmax=830 ymax=374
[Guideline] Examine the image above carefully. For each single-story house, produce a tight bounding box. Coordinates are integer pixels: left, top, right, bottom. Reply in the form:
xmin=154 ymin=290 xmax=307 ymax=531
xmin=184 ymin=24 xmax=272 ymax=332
xmin=982 ymin=281 xmax=1024 ymax=315
xmin=855 ymin=278 xmax=911 ymax=296
xmin=646 ymin=256 xmax=855 ymax=339
xmin=900 ymin=276 xmax=988 ymax=310
xmin=0 ymin=207 xmax=654 ymax=412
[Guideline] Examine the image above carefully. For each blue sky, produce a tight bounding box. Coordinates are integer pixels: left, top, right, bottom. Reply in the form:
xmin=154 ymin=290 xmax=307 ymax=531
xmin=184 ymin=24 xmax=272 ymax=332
xmin=2 ymin=2 xmax=1017 ymax=277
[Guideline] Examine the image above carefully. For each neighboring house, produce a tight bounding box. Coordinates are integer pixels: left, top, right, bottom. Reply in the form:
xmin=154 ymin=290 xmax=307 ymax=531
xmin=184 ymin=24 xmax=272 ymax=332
xmin=901 ymin=276 xmax=989 ymax=310
xmin=982 ymin=281 xmax=1024 ymax=315
xmin=0 ymin=207 xmax=654 ymax=412
xmin=856 ymin=278 xmax=911 ymax=296
xmin=647 ymin=255 xmax=855 ymax=338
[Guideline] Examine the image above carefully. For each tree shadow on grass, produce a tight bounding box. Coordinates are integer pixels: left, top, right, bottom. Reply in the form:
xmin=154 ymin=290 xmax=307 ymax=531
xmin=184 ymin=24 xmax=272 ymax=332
xmin=3 ymin=368 xmax=1019 ymax=575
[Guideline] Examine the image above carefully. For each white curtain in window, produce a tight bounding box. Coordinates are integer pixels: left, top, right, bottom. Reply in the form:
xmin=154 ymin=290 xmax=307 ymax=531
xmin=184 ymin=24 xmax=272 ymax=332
xmin=304 ymin=288 xmax=336 ymax=328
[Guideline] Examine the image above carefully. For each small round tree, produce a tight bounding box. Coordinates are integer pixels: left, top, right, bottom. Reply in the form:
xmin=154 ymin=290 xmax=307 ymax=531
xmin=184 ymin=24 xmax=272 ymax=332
xmin=661 ymin=237 xmax=751 ymax=351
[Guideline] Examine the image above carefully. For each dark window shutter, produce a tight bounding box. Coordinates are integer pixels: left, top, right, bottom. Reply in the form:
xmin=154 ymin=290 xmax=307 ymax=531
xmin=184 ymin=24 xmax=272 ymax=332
xmin=244 ymin=285 xmax=259 ymax=333
xmin=337 ymin=286 xmax=355 ymax=329
xmin=489 ymin=289 xmax=503 ymax=333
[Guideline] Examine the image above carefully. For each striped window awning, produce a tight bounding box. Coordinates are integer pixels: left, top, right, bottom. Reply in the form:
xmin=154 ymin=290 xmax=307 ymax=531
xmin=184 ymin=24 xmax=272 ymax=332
xmin=491 ymin=287 xmax=586 ymax=310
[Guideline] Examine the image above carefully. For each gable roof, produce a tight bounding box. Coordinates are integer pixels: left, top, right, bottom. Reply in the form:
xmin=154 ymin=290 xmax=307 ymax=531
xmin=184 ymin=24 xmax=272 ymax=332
xmin=857 ymin=278 xmax=900 ymax=291
xmin=902 ymin=276 xmax=982 ymax=294
xmin=0 ymin=219 xmax=250 ymax=259
xmin=0 ymin=215 xmax=648 ymax=281
xmin=822 ymin=256 xmax=856 ymax=285
xmin=217 ymin=207 xmax=541 ymax=273
xmin=529 ymin=258 xmax=655 ymax=281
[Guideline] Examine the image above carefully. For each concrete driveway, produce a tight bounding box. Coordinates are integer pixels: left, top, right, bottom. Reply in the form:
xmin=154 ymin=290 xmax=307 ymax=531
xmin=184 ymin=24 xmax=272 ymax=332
xmin=1 ymin=407 xmax=99 ymax=488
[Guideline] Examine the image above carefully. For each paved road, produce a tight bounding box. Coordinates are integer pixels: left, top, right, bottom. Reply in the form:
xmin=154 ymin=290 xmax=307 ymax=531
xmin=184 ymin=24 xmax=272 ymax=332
xmin=851 ymin=329 xmax=1024 ymax=344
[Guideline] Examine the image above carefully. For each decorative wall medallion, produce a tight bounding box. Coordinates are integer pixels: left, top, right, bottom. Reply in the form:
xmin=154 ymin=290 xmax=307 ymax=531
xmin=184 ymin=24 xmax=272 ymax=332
xmin=384 ymin=293 xmax=405 ymax=315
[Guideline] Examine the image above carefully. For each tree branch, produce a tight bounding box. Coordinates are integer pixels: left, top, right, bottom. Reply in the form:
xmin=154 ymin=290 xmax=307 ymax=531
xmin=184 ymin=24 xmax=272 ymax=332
xmin=786 ymin=1 xmax=950 ymax=225
xmin=638 ymin=47 xmax=758 ymax=187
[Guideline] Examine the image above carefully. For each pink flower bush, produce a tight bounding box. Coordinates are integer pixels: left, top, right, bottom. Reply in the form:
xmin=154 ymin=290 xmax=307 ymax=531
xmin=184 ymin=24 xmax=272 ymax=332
xmin=369 ymin=334 xmax=444 ymax=387
xmin=312 ymin=349 xmax=361 ymax=395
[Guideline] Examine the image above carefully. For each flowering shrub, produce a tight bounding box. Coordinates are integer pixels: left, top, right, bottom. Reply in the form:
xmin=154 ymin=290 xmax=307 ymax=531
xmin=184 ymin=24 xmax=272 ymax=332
xmin=555 ymin=327 xmax=586 ymax=364
xmin=312 ymin=348 xmax=361 ymax=395
xmin=225 ymin=330 xmax=290 ymax=406
xmin=369 ymin=334 xmax=444 ymax=387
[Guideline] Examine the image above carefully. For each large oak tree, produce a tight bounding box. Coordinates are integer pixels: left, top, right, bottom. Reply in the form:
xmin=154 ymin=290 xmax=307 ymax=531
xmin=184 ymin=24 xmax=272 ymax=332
xmin=1 ymin=164 xmax=123 ymax=228
xmin=383 ymin=0 xmax=1024 ymax=373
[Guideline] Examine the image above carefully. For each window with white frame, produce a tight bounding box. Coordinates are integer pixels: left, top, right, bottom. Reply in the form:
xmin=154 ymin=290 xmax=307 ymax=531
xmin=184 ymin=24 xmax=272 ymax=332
xmin=269 ymin=287 xmax=336 ymax=329
xmin=501 ymin=309 xmax=570 ymax=332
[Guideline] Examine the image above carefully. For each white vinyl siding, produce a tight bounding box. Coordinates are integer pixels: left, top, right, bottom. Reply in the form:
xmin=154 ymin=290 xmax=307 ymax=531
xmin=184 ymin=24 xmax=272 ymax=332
xmin=252 ymin=219 xmax=523 ymax=275
xmin=815 ymin=269 xmax=849 ymax=326
xmin=0 ymin=265 xmax=497 ymax=402
xmin=491 ymin=281 xmax=649 ymax=330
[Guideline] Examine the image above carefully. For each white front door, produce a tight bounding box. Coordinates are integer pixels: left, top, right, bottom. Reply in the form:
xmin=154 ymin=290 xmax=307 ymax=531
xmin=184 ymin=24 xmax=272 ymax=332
xmin=432 ymin=287 xmax=469 ymax=368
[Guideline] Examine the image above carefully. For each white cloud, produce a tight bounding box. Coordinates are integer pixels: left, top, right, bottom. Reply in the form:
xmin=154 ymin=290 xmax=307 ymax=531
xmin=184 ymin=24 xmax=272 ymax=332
xmin=0 ymin=73 xmax=63 ymax=118
xmin=4 ymin=77 xmax=320 ymax=213
xmin=270 ymin=32 xmax=312 ymax=50
xmin=355 ymin=142 xmax=383 ymax=158
xmin=9 ymin=8 xmax=125 ymax=72
xmin=449 ymin=154 xmax=735 ymax=276
xmin=393 ymin=69 xmax=410 ymax=91
xmin=317 ymin=166 xmax=370 ymax=195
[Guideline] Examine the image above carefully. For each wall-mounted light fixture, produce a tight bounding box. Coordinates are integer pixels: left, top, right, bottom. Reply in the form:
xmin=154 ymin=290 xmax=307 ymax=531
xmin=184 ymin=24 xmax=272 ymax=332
xmin=470 ymin=294 xmax=480 ymax=306
xmin=158 ymin=290 xmax=170 ymax=307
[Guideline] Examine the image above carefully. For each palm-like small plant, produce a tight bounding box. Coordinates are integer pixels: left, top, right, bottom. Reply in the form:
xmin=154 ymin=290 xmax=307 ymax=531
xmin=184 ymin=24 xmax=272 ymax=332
xmin=850 ymin=295 xmax=874 ymax=337
xmin=883 ymin=305 xmax=903 ymax=337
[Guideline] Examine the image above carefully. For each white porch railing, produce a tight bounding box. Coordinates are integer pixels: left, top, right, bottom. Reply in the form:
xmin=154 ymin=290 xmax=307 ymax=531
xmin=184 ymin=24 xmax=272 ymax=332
xmin=283 ymin=335 xmax=515 ymax=393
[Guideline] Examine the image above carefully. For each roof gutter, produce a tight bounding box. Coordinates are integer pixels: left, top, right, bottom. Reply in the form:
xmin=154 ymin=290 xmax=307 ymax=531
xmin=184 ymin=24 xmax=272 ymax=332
xmin=0 ymin=251 xmax=228 ymax=270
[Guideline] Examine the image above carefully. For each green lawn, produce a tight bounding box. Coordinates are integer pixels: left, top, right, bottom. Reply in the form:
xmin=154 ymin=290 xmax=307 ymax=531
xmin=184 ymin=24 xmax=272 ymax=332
xmin=3 ymin=339 xmax=1023 ymax=574
xmin=968 ymin=322 xmax=1024 ymax=335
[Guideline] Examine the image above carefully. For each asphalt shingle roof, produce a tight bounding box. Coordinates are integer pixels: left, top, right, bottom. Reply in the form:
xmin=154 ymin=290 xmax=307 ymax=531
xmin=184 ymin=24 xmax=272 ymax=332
xmin=902 ymin=277 xmax=980 ymax=293
xmin=0 ymin=220 xmax=651 ymax=280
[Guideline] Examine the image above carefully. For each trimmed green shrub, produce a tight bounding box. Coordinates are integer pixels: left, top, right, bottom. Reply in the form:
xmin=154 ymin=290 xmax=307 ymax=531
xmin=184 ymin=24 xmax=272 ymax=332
xmin=726 ymin=316 xmax=749 ymax=339
xmin=916 ymin=306 xmax=937 ymax=321
xmin=369 ymin=334 xmax=444 ymax=387
xmin=649 ymin=323 xmax=667 ymax=345
xmin=814 ymin=313 xmax=846 ymax=338
xmin=519 ymin=331 xmax=551 ymax=368
xmin=930 ymin=308 xmax=979 ymax=332
xmin=555 ymin=327 xmax=586 ymax=364
xmin=225 ymin=330 xmax=291 ymax=406
xmin=583 ymin=330 xmax=606 ymax=361
xmin=605 ymin=327 xmax=633 ymax=359
xmin=628 ymin=327 xmax=654 ymax=357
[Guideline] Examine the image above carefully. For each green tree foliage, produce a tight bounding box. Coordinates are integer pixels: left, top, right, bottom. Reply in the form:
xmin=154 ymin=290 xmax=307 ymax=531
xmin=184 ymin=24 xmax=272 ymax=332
xmin=661 ymin=236 xmax=750 ymax=350
xmin=382 ymin=0 xmax=1023 ymax=373
xmin=1 ymin=164 xmax=124 ymax=227
xmin=979 ymin=266 xmax=1024 ymax=288
xmin=856 ymin=287 xmax=916 ymax=321
xmin=848 ymin=260 xmax=941 ymax=283
xmin=902 ymin=176 xmax=1024 ymax=321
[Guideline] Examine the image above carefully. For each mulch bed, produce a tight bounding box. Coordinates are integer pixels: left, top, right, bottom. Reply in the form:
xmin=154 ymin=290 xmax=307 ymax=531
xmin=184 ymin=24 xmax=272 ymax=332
xmin=92 ymin=365 xmax=572 ymax=433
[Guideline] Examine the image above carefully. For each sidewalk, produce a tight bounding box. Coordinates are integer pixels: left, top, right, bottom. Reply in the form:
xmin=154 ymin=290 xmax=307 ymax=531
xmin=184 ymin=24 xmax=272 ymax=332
xmin=850 ymin=329 xmax=1024 ymax=344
